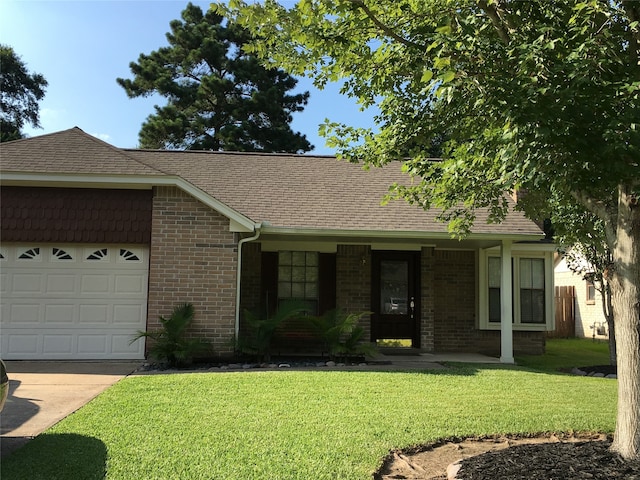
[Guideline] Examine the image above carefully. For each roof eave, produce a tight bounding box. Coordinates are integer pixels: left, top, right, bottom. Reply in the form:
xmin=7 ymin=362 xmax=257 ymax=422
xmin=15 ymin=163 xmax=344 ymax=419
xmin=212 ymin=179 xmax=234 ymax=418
xmin=260 ymin=225 xmax=545 ymax=242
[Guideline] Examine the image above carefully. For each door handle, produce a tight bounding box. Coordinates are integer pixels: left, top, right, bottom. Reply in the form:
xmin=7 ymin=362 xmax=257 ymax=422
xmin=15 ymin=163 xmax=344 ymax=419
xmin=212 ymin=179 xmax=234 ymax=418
xmin=410 ymin=297 xmax=415 ymax=319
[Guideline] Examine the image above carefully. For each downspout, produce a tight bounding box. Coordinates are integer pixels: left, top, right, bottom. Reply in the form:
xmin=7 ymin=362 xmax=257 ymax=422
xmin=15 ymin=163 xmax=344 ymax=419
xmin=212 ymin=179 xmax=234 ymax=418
xmin=235 ymin=223 xmax=263 ymax=338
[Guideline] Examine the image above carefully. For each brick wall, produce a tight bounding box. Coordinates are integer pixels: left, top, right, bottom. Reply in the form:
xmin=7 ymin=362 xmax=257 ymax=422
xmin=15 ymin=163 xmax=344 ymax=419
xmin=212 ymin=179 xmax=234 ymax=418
xmin=432 ymin=249 xmax=545 ymax=355
xmin=420 ymin=247 xmax=435 ymax=351
xmin=239 ymin=242 xmax=262 ymax=333
xmin=147 ymin=186 xmax=238 ymax=357
xmin=474 ymin=330 xmax=546 ymax=356
xmin=336 ymin=245 xmax=372 ymax=339
xmin=433 ymin=250 xmax=477 ymax=351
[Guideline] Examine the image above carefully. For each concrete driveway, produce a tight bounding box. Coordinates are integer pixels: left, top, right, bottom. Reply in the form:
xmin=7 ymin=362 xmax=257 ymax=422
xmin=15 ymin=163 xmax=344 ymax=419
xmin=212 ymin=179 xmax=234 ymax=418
xmin=0 ymin=361 xmax=140 ymax=458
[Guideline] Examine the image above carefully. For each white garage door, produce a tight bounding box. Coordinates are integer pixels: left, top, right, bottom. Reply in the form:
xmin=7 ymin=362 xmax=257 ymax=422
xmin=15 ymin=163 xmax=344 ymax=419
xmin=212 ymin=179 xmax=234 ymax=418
xmin=0 ymin=244 xmax=149 ymax=360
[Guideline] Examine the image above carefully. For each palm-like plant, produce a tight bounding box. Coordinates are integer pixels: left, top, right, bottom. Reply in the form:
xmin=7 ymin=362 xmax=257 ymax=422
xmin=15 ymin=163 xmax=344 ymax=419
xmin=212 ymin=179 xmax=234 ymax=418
xmin=131 ymin=303 xmax=210 ymax=368
xmin=307 ymin=310 xmax=376 ymax=362
xmin=237 ymin=300 xmax=309 ymax=362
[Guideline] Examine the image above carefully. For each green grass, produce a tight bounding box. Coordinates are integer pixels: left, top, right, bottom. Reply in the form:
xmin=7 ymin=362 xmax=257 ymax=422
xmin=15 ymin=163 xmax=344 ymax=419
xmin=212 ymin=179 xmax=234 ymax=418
xmin=1 ymin=355 xmax=616 ymax=480
xmin=517 ymin=338 xmax=611 ymax=372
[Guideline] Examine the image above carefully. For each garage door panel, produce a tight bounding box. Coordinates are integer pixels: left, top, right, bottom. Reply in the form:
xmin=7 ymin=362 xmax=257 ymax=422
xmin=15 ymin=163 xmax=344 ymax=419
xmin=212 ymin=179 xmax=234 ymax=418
xmin=46 ymin=274 xmax=77 ymax=294
xmin=77 ymin=335 xmax=108 ymax=355
xmin=79 ymin=304 xmax=109 ymax=324
xmin=0 ymin=272 xmax=7 ymax=294
xmin=4 ymin=334 xmax=39 ymax=355
xmin=43 ymin=334 xmax=74 ymax=355
xmin=113 ymin=304 xmax=145 ymax=324
xmin=44 ymin=304 xmax=77 ymax=323
xmin=1 ymin=244 xmax=148 ymax=360
xmin=11 ymin=273 xmax=43 ymax=294
xmin=114 ymin=274 xmax=146 ymax=294
xmin=113 ymin=335 xmax=143 ymax=355
xmin=80 ymin=275 xmax=111 ymax=294
xmin=9 ymin=304 xmax=41 ymax=324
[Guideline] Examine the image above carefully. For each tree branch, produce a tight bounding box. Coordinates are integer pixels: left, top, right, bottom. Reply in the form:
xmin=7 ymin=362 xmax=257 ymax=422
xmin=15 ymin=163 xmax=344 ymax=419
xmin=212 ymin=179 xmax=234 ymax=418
xmin=572 ymin=190 xmax=618 ymax=249
xmin=348 ymin=0 xmax=424 ymax=50
xmin=477 ymin=0 xmax=511 ymax=45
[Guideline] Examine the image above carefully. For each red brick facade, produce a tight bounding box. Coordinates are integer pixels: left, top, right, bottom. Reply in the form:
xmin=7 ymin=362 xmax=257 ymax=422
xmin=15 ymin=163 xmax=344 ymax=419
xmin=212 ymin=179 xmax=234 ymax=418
xmin=147 ymin=186 xmax=238 ymax=356
xmin=238 ymin=244 xmax=544 ymax=355
xmin=336 ymin=245 xmax=372 ymax=339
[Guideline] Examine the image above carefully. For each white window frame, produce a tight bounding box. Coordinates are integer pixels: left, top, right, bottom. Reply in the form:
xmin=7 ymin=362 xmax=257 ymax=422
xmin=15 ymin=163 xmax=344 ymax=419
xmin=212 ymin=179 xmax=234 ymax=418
xmin=478 ymin=247 xmax=555 ymax=331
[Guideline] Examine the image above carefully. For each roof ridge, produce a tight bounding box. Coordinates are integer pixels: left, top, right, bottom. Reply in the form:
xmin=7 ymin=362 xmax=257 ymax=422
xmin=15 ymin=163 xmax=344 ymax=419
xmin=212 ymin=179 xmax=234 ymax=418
xmin=123 ymin=147 xmax=339 ymax=160
xmin=68 ymin=128 xmax=170 ymax=176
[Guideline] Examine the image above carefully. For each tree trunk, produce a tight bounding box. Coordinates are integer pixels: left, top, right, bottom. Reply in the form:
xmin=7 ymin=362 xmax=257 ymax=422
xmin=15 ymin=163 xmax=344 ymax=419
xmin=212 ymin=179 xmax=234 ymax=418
xmin=602 ymin=282 xmax=617 ymax=366
xmin=610 ymin=184 xmax=640 ymax=460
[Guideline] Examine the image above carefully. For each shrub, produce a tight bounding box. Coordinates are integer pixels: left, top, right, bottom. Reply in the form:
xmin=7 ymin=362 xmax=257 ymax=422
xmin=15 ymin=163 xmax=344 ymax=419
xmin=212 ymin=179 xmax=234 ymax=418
xmin=131 ymin=303 xmax=211 ymax=368
xmin=236 ymin=300 xmax=309 ymax=362
xmin=307 ymin=310 xmax=377 ymax=362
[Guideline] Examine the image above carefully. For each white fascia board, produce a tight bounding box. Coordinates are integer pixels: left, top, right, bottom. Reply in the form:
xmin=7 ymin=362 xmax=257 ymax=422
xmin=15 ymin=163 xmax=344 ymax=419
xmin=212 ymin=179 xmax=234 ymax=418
xmin=260 ymin=225 xmax=544 ymax=242
xmin=483 ymin=242 xmax=557 ymax=253
xmin=0 ymin=172 xmax=256 ymax=233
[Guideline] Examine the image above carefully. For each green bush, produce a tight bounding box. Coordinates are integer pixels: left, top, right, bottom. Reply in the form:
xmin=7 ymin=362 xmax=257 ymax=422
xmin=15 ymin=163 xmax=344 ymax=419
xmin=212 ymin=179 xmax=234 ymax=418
xmin=236 ymin=300 xmax=309 ymax=362
xmin=307 ymin=310 xmax=376 ymax=362
xmin=131 ymin=303 xmax=210 ymax=368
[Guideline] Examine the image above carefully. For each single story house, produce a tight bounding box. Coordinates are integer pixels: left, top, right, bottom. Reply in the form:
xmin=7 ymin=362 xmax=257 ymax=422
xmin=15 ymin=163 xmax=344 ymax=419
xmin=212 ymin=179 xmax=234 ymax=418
xmin=0 ymin=128 xmax=556 ymax=363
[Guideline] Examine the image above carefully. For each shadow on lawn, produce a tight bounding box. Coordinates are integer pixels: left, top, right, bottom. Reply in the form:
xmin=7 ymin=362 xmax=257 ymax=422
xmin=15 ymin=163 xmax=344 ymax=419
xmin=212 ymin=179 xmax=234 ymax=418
xmin=0 ymin=433 xmax=107 ymax=480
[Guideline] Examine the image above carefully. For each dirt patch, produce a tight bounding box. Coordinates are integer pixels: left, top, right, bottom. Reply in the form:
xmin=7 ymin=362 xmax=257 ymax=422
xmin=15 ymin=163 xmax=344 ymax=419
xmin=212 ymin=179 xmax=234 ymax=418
xmin=374 ymin=432 xmax=640 ymax=479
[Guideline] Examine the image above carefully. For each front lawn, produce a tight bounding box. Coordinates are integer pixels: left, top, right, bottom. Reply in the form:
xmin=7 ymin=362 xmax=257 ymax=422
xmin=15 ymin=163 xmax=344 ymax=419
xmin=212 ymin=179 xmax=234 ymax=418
xmin=1 ymin=359 xmax=616 ymax=479
xmin=516 ymin=337 xmax=611 ymax=372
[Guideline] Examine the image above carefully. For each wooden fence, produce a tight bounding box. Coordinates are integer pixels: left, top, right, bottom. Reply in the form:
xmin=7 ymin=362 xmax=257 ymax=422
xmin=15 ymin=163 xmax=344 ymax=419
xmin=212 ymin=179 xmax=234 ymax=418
xmin=549 ymin=286 xmax=575 ymax=338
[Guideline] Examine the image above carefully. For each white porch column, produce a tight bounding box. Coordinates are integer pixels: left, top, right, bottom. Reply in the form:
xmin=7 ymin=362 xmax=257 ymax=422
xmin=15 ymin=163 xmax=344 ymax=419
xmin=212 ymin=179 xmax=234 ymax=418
xmin=500 ymin=240 xmax=515 ymax=364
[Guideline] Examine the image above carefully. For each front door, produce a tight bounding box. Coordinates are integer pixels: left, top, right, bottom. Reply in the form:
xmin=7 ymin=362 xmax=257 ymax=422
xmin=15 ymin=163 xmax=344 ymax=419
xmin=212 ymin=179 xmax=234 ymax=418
xmin=371 ymin=251 xmax=420 ymax=347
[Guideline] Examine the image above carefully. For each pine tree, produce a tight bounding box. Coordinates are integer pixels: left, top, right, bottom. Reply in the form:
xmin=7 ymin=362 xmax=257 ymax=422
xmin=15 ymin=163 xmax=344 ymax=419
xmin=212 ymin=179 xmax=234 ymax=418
xmin=117 ymin=3 xmax=312 ymax=153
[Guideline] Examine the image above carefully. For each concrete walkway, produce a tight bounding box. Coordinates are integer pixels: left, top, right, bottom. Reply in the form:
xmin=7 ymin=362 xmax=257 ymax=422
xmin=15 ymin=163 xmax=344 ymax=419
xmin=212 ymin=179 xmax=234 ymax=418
xmin=0 ymin=361 xmax=140 ymax=458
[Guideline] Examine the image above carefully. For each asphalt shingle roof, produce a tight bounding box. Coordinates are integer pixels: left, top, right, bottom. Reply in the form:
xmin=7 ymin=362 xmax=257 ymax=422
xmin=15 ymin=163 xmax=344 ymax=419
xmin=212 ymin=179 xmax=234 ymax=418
xmin=1 ymin=127 xmax=542 ymax=237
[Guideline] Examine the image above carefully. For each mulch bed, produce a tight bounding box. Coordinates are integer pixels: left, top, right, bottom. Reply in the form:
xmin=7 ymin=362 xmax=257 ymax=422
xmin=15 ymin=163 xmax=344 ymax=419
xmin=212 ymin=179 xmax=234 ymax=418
xmin=455 ymin=439 xmax=640 ymax=480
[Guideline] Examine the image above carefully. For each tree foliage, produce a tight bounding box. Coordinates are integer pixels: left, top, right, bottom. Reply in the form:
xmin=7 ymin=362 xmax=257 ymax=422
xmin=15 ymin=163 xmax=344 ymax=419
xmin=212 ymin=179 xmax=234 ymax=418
xmin=117 ymin=3 xmax=312 ymax=152
xmin=553 ymin=202 xmax=616 ymax=365
xmin=220 ymin=0 xmax=640 ymax=458
xmin=0 ymin=44 xmax=47 ymax=142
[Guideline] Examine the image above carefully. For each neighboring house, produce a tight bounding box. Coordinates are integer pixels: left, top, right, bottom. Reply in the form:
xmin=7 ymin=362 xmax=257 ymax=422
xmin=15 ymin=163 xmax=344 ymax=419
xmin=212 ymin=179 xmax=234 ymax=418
xmin=554 ymin=254 xmax=609 ymax=339
xmin=0 ymin=128 xmax=556 ymax=362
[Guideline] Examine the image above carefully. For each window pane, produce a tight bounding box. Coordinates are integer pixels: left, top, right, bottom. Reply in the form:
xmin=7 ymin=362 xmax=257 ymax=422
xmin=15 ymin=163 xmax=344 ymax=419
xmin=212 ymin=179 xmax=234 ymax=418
xmin=292 ymin=251 xmax=306 ymax=266
xmin=306 ymin=252 xmax=318 ymax=266
xmin=306 ymin=266 xmax=318 ymax=282
xmin=279 ymin=251 xmax=292 ymax=265
xmin=292 ymin=282 xmax=305 ymax=298
xmin=520 ymin=259 xmax=532 ymax=289
xmin=305 ymin=283 xmax=318 ymax=298
xmin=278 ymin=266 xmax=291 ymax=281
xmin=292 ymin=266 xmax=305 ymax=282
xmin=521 ymin=289 xmax=545 ymax=323
xmin=279 ymin=282 xmax=291 ymax=297
xmin=532 ymin=259 xmax=545 ymax=288
xmin=380 ymin=260 xmax=408 ymax=314
xmin=488 ymin=257 xmax=501 ymax=288
xmin=278 ymin=251 xmax=319 ymax=303
xmin=489 ymin=288 xmax=501 ymax=322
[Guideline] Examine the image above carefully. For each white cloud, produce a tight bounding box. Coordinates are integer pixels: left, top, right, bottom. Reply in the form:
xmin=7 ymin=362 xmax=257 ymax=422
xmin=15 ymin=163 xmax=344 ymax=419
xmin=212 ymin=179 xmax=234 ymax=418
xmin=91 ymin=133 xmax=112 ymax=142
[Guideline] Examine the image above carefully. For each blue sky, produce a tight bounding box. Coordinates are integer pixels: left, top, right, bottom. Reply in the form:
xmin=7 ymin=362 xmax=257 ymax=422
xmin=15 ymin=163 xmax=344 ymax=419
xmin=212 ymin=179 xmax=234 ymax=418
xmin=0 ymin=0 xmax=375 ymax=154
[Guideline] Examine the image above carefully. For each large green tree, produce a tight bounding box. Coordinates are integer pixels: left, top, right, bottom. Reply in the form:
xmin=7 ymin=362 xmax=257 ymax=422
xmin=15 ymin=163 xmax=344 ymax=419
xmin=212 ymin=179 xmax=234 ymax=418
xmin=0 ymin=45 xmax=48 ymax=142
xmin=220 ymin=0 xmax=640 ymax=458
xmin=117 ymin=3 xmax=312 ymax=152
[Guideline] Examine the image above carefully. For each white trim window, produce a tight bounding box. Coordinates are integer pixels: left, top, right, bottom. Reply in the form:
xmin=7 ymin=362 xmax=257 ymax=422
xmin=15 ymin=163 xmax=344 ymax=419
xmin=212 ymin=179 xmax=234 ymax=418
xmin=479 ymin=248 xmax=554 ymax=331
xmin=278 ymin=251 xmax=319 ymax=313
